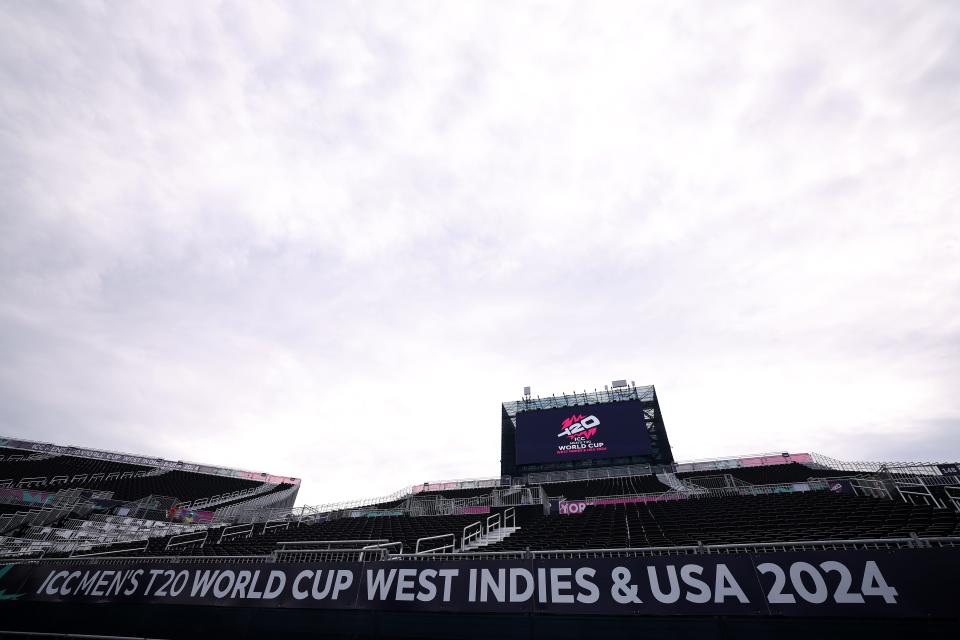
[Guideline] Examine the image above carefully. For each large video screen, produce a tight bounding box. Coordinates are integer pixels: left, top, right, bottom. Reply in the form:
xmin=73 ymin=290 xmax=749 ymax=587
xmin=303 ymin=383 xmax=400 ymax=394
xmin=514 ymin=401 xmax=653 ymax=465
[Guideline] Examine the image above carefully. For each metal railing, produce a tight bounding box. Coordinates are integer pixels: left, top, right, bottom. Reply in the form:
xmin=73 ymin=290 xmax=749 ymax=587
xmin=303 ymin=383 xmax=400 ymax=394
xmin=6 ymin=554 xmax=271 ymax=566
xmin=273 ymin=539 xmax=392 ymax=563
xmin=390 ymin=536 xmax=960 ymax=561
xmin=527 ymin=463 xmax=658 ymax=485
xmin=415 ymin=533 xmax=455 ymax=554
xmin=6 ymin=535 xmax=959 ymax=566
xmin=945 ymin=486 xmax=960 ymax=512
xmin=462 ymin=520 xmax=482 ymax=548
xmin=218 ymin=522 xmax=254 ymax=543
xmin=71 ymin=538 xmax=148 ymax=558
xmin=165 ymin=529 xmax=207 ymax=551
xmin=459 ymin=507 xmax=517 ymax=551
xmin=574 ymin=479 xmax=840 ymax=508
xmin=196 ymin=448 xmax=959 ymax=526
xmin=361 ymin=541 xmax=403 ymax=560
xmin=262 ymin=518 xmax=290 ymax=534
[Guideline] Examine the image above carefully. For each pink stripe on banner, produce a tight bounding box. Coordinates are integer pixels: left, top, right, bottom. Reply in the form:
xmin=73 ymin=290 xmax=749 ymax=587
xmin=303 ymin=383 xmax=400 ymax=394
xmin=740 ymin=453 xmax=813 ymax=467
xmin=462 ymin=506 xmax=491 ymax=515
xmin=587 ymin=495 xmax=684 ymax=506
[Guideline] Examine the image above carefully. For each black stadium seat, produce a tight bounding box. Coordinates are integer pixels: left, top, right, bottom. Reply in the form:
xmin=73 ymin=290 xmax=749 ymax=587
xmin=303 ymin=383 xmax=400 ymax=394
xmin=481 ymin=491 xmax=960 ymax=551
xmin=677 ymin=462 xmax=855 ymax=485
xmin=0 ymin=453 xmax=265 ymax=503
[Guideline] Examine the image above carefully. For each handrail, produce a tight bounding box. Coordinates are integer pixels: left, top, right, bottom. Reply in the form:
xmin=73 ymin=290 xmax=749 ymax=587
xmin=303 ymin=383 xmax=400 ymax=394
xmin=276 ymin=539 xmax=389 ymax=549
xmin=218 ymin=523 xmax=254 ymax=543
xmin=462 ymin=521 xmax=482 ymax=548
xmin=578 ymin=479 xmax=838 ymax=506
xmin=165 ymin=530 xmax=207 ymax=551
xmin=71 ymin=539 xmax=148 ymax=558
xmin=5 ymin=554 xmax=272 ymax=566
xmin=262 ymin=519 xmax=290 ymax=534
xmin=415 ymin=533 xmax=455 ymax=554
xmin=391 ymin=536 xmax=960 ymax=561
xmin=6 ymin=536 xmax=960 ymax=565
xmin=360 ymin=541 xmax=403 ymax=560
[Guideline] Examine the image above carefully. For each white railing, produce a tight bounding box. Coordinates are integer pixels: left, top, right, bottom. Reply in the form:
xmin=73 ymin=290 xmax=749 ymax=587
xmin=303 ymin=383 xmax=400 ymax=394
xmin=808 ymin=452 xmax=957 ymax=476
xmin=165 ymin=529 xmax=207 ymax=551
xmin=458 ymin=508 xmax=517 ymax=551
xmin=392 ymin=536 xmax=960 ymax=562
xmin=262 ymin=519 xmax=289 ymax=534
xmin=274 ymin=539 xmax=391 ymax=563
xmin=945 ymin=486 xmax=960 ymax=512
xmin=9 ymin=533 xmax=959 ymax=566
xmin=405 ymin=487 xmax=544 ymax=518
xmin=848 ymin=478 xmax=891 ymax=500
xmin=527 ymin=463 xmax=656 ymax=485
xmin=579 ymin=479 xmax=837 ymax=506
xmin=486 ymin=512 xmax=501 ymax=538
xmin=462 ymin=521 xmax=482 ymax=548
xmin=0 ymin=514 xmax=208 ymax=558
xmin=218 ymin=523 xmax=254 ymax=543
xmin=361 ymin=541 xmax=403 ymax=560
xmin=410 ymin=476 xmax=508 ymax=495
xmin=72 ymin=538 xmax=148 ymax=558
xmin=415 ymin=533 xmax=456 ymax=554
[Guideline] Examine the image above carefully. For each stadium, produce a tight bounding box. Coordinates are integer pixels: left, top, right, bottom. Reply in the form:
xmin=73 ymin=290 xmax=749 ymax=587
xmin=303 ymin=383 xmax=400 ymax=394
xmin=0 ymin=382 xmax=958 ymax=639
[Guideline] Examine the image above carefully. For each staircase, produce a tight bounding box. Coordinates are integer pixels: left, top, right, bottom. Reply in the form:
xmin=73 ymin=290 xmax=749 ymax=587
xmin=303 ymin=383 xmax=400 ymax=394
xmin=492 ymin=485 xmax=524 ymax=506
xmin=459 ymin=525 xmax=521 ymax=551
xmin=657 ymin=471 xmax=706 ymax=494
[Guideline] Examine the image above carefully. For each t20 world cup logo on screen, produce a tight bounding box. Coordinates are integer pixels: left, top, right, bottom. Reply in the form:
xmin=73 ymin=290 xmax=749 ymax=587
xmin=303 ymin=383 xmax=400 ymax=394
xmin=557 ymin=414 xmax=600 ymax=439
xmin=555 ymin=414 xmax=606 ymax=455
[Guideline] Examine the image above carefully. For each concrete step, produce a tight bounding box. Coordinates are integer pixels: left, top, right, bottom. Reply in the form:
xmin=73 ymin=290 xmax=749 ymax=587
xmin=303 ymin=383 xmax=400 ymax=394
xmin=460 ymin=526 xmax=521 ymax=552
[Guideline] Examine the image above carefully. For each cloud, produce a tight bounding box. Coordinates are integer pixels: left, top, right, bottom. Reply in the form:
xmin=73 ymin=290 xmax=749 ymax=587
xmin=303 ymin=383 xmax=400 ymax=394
xmin=1 ymin=1 xmax=958 ymax=505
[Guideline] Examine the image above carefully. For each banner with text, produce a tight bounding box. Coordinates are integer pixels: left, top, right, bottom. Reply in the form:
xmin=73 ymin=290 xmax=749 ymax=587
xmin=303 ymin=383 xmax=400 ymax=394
xmin=1 ymin=549 xmax=957 ymax=618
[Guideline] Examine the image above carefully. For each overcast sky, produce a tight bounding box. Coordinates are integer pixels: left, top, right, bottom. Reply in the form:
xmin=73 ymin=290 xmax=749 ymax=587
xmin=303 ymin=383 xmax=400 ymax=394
xmin=1 ymin=1 xmax=958 ymax=506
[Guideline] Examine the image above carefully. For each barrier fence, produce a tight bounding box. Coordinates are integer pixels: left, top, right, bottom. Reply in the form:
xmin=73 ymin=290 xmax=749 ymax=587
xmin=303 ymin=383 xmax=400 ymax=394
xmin=7 ymin=536 xmax=960 ymax=566
xmin=4 ymin=541 xmax=959 ymax=619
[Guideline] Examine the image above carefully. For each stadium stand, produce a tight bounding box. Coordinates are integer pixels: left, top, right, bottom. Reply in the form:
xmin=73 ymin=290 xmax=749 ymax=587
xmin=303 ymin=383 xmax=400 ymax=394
xmin=677 ymin=461 xmax=856 ymax=485
xmin=2 ymin=381 xmax=959 ymax=639
xmin=0 ymin=453 xmax=267 ymax=501
xmin=0 ymin=437 xmax=300 ymax=560
xmin=481 ymin=492 xmax=960 ymax=551
xmin=10 ymin=453 xmax=957 ymax=564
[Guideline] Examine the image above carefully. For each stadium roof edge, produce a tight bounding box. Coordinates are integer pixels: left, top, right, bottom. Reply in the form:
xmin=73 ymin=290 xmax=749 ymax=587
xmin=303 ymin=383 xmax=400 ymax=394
xmin=0 ymin=434 xmax=300 ymax=485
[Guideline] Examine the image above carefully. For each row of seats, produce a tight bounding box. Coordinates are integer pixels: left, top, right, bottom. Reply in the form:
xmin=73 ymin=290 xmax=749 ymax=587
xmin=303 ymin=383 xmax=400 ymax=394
xmin=0 ymin=446 xmax=48 ymax=461
xmin=53 ymin=488 xmax=960 ymax=561
xmin=64 ymin=512 xmax=497 ymax=558
xmin=411 ymin=487 xmax=507 ymax=500
xmin=483 ymin=491 xmax=960 ymax=551
xmin=677 ymin=462 xmax=854 ymax=486
xmin=0 ymin=454 xmax=266 ymax=503
xmin=91 ymin=470 xmax=264 ymax=502
xmin=0 ymin=453 xmax=147 ymax=484
xmin=207 ymin=483 xmax=294 ymax=510
xmin=534 ymin=475 xmax=670 ymax=499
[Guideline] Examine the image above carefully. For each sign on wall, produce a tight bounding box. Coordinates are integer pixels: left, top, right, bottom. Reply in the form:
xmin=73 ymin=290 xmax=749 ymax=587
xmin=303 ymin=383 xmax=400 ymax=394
xmin=3 ymin=549 xmax=957 ymax=618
